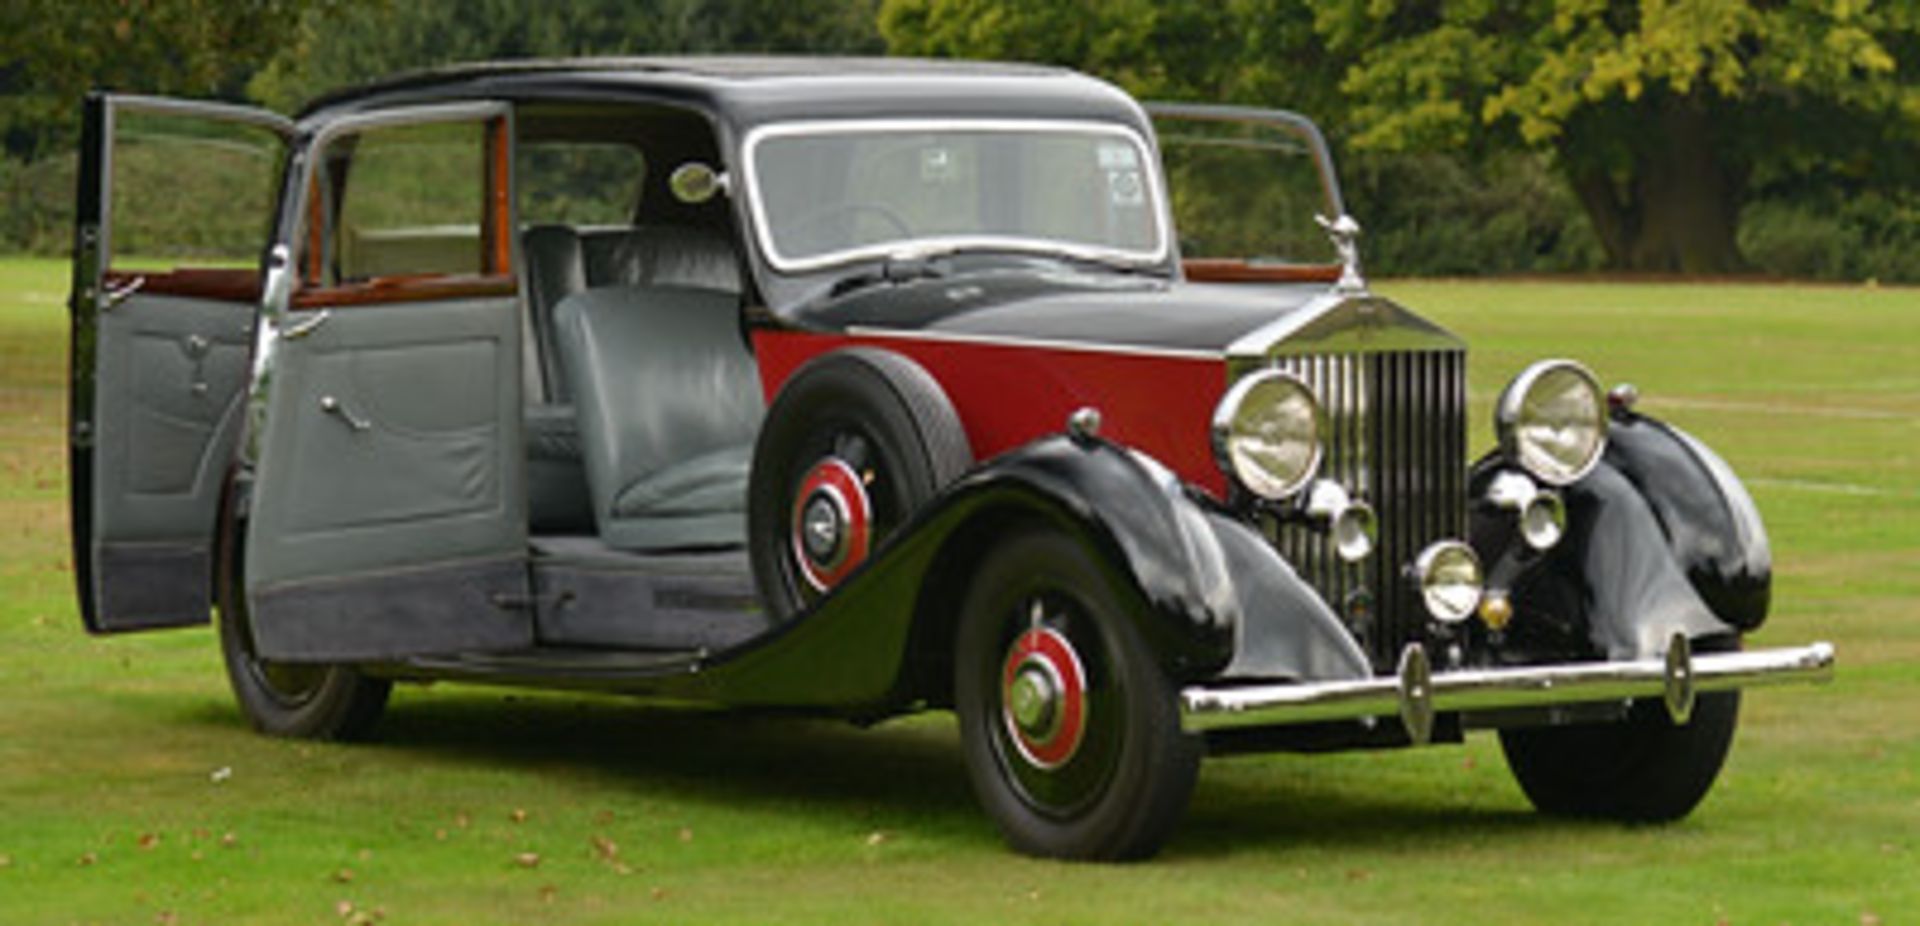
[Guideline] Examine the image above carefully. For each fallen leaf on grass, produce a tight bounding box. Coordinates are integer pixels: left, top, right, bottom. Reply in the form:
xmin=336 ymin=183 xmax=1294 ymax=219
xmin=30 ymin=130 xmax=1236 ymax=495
xmin=590 ymin=835 xmax=619 ymax=862
xmin=332 ymin=868 xmax=355 ymax=884
xmin=510 ymin=809 xmax=528 ymax=824
xmin=221 ymin=833 xmax=238 ymax=848
xmin=513 ymin=852 xmax=541 ymax=869
xmin=650 ymin=887 xmax=668 ymax=901
xmin=137 ymin=833 xmax=160 ymax=851
xmin=1862 ymin=913 xmax=1881 ymax=926
xmin=77 ymin=852 xmax=97 ymax=867
xmin=864 ymin=831 xmax=889 ymax=847
xmin=155 ymin=911 xmax=178 ymax=925
xmin=335 ymin=900 xmax=353 ymax=918
xmin=209 ymin=767 xmax=233 ymax=784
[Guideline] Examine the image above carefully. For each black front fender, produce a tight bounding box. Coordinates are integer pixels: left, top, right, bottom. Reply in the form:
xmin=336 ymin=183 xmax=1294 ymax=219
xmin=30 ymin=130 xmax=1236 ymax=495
xmin=1472 ymin=412 xmax=1766 ymax=661
xmin=1605 ymin=412 xmax=1771 ymax=631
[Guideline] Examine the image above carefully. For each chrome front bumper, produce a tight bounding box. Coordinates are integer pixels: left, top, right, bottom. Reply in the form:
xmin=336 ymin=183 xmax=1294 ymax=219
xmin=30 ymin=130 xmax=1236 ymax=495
xmin=1180 ymin=636 xmax=1835 ymax=744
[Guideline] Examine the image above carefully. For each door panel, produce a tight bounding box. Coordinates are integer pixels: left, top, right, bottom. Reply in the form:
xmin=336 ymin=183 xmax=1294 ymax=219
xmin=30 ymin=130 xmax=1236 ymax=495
xmin=70 ymin=94 xmax=290 ymax=633
xmin=243 ymin=103 xmax=530 ymax=662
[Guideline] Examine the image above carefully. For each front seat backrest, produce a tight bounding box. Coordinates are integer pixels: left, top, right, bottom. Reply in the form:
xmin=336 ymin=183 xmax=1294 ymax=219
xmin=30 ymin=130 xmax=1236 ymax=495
xmin=553 ymin=284 xmax=764 ymax=551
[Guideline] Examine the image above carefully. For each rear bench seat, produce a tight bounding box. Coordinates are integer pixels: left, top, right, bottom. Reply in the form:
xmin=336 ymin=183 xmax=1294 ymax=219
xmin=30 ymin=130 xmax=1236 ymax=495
xmin=521 ymin=225 xmax=750 ymax=542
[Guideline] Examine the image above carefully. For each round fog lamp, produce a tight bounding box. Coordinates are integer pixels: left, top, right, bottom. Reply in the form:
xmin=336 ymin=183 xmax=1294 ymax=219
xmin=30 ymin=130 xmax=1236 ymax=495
xmin=1519 ymin=491 xmax=1566 ymax=551
xmin=1211 ymin=370 xmax=1322 ymax=500
xmin=1496 ymin=360 xmax=1607 ymax=486
xmin=1331 ymin=501 xmax=1376 ymax=562
xmin=1413 ymin=541 xmax=1484 ymax=623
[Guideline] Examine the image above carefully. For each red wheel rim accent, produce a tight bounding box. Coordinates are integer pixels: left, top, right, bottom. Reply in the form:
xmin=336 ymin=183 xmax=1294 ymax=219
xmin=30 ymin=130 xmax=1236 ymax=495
xmin=1001 ymin=626 xmax=1088 ymax=770
xmin=790 ymin=457 xmax=872 ymax=592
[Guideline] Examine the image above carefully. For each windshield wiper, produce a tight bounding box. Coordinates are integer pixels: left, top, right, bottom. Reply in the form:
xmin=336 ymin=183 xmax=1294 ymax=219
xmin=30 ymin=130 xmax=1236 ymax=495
xmin=828 ymin=253 xmax=949 ymax=298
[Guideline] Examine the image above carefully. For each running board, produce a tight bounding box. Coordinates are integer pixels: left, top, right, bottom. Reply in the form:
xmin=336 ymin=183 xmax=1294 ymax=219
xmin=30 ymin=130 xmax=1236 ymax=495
xmin=1180 ymin=635 xmax=1835 ymax=745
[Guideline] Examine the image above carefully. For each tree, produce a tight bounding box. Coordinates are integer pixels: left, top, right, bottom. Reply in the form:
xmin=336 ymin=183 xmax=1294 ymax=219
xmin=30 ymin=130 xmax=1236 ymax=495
xmin=0 ymin=0 xmax=319 ymax=159
xmin=251 ymin=0 xmax=883 ymax=113
xmin=881 ymin=0 xmax=1920 ymax=274
xmin=1319 ymin=1 xmax=1920 ymax=273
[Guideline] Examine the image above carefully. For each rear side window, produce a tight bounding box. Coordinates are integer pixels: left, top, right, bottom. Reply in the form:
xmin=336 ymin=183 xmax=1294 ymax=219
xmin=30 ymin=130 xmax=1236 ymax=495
xmin=518 ymin=142 xmax=646 ymax=227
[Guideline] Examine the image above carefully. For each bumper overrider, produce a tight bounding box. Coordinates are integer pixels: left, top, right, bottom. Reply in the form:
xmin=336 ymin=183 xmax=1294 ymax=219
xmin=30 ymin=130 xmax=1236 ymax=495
xmin=1181 ymin=634 xmax=1835 ymax=743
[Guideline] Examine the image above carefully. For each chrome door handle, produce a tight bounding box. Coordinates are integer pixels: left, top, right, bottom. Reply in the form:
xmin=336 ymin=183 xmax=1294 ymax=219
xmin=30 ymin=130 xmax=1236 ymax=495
xmin=319 ymin=395 xmax=371 ymax=432
xmin=283 ymin=309 xmax=331 ymax=340
xmin=101 ymin=275 xmax=145 ymax=311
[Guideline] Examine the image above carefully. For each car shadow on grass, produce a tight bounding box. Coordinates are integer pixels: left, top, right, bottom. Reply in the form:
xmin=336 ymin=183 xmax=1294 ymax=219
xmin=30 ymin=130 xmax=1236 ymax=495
xmin=188 ymin=690 xmax=1575 ymax=858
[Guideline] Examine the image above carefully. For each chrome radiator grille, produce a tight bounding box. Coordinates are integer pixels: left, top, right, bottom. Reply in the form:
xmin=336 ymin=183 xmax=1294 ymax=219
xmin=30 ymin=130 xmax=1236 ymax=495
xmin=1265 ymin=350 xmax=1467 ymax=671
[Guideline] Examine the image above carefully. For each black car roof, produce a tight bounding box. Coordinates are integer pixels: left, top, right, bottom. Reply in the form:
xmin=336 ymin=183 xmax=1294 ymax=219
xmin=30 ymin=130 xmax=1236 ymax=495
xmin=297 ymin=56 xmax=1151 ymax=134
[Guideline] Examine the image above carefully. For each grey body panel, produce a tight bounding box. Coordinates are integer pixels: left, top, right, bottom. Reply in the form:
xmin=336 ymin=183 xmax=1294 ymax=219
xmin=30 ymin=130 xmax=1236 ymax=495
xmin=88 ymin=293 xmax=254 ymax=629
xmin=529 ymin=536 xmax=770 ymax=650
xmin=245 ymin=296 xmax=531 ymax=660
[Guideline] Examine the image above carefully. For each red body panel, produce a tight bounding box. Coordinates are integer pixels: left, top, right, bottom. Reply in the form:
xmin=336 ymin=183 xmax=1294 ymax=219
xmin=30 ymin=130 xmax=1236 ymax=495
xmin=754 ymin=330 xmax=1230 ymax=497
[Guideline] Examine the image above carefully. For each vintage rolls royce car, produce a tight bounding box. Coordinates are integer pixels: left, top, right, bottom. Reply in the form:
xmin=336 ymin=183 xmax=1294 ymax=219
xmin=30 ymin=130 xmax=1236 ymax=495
xmin=68 ymin=57 xmax=1832 ymax=860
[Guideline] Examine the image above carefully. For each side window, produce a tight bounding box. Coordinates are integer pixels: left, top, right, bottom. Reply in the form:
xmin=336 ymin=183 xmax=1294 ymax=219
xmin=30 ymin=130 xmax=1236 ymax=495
xmin=518 ymin=142 xmax=647 ymax=227
xmin=299 ymin=114 xmax=512 ymax=301
xmin=108 ymin=108 xmax=283 ymax=298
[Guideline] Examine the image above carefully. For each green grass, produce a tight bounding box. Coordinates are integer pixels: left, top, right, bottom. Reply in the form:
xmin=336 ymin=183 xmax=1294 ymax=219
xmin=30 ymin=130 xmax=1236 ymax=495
xmin=2 ymin=256 xmax=1915 ymax=924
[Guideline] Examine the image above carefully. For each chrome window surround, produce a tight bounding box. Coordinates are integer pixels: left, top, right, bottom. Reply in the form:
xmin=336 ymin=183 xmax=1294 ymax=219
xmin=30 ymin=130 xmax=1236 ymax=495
xmin=741 ymin=118 xmax=1174 ymax=274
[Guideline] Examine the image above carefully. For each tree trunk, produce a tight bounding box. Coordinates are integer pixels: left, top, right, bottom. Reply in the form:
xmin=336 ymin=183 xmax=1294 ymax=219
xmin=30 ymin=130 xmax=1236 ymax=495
xmin=1561 ymin=96 xmax=1749 ymax=274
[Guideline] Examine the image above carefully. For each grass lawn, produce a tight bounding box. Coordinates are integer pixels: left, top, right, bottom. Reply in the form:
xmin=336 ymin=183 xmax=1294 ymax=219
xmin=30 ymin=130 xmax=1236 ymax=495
xmin=1 ymin=255 xmax=1914 ymax=924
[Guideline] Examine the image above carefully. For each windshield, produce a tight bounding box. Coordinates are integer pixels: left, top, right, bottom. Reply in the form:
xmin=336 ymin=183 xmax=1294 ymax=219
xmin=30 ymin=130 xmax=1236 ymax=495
xmin=745 ymin=120 xmax=1168 ymax=272
xmin=1149 ymin=107 xmax=1343 ymax=267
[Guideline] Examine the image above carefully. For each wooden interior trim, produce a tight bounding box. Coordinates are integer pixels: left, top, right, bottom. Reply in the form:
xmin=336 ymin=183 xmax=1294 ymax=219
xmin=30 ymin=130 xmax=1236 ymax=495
xmin=487 ymin=117 xmax=512 ymax=274
xmin=1183 ymin=259 xmax=1342 ymax=284
xmin=104 ymin=267 xmax=261 ymax=303
xmin=292 ymin=273 xmax=515 ymax=309
xmin=305 ymin=172 xmax=326 ymax=285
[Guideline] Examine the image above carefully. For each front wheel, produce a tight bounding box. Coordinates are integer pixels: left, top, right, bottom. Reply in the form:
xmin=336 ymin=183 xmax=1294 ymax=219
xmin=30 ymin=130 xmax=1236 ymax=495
xmin=217 ymin=520 xmax=390 ymax=740
xmin=1499 ymin=685 xmax=1740 ymax=823
xmin=954 ymin=529 xmax=1200 ymax=860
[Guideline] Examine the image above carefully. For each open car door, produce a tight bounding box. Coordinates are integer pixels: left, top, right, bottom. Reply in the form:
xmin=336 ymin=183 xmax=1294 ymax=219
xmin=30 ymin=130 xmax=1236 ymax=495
xmin=242 ymin=102 xmax=531 ymax=662
xmin=70 ymin=94 xmax=291 ymax=633
xmin=1145 ymin=103 xmax=1349 ymax=284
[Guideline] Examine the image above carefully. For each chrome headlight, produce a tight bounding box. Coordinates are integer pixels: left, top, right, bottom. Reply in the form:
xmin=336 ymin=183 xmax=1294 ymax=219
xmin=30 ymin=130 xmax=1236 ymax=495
xmin=1413 ymin=541 xmax=1483 ymax=623
xmin=1496 ymin=360 xmax=1607 ymax=486
xmin=1211 ymin=370 xmax=1322 ymax=500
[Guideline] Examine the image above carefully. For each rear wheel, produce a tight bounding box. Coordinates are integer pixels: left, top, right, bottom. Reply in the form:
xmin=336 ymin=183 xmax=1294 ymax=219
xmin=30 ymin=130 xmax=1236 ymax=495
xmin=216 ymin=519 xmax=390 ymax=740
xmin=1499 ymin=666 xmax=1740 ymax=822
xmin=954 ymin=529 xmax=1199 ymax=860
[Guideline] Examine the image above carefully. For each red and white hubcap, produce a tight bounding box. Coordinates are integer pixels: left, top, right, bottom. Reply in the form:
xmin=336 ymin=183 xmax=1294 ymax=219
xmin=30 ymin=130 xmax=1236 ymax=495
xmin=1001 ymin=625 xmax=1088 ymax=770
xmin=790 ymin=457 xmax=872 ymax=592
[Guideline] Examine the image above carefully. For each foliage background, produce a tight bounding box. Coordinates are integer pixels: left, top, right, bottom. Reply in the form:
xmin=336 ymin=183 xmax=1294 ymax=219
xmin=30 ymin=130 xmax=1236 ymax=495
xmin=0 ymin=0 xmax=1916 ymax=280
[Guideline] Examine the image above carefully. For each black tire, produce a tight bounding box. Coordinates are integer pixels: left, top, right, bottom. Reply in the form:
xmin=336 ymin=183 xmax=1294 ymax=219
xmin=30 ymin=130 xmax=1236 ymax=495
xmin=1499 ymin=680 xmax=1740 ymax=823
xmin=748 ymin=348 xmax=971 ymax=620
xmin=216 ymin=519 xmax=390 ymax=740
xmin=954 ymin=528 xmax=1200 ymax=861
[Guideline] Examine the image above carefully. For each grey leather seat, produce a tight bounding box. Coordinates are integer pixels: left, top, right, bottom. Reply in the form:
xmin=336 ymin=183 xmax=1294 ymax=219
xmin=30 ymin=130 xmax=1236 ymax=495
xmin=553 ymin=284 xmax=763 ymax=551
xmin=522 ymin=225 xmax=744 ymax=534
xmin=525 ymin=224 xmax=741 ymax=403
